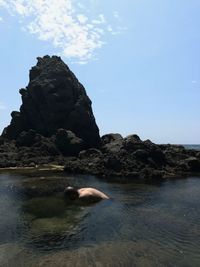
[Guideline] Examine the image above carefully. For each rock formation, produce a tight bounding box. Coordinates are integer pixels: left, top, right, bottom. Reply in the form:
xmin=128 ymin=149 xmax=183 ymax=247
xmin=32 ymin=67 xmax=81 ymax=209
xmin=64 ymin=134 xmax=200 ymax=179
xmin=2 ymin=55 xmax=101 ymax=149
xmin=0 ymin=55 xmax=200 ymax=180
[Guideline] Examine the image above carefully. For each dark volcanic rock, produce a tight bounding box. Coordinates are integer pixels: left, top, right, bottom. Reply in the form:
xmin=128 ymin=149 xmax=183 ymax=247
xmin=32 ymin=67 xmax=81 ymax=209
xmin=123 ymin=134 xmax=143 ymax=151
xmin=79 ymin=148 xmax=102 ymax=159
xmin=64 ymin=134 xmax=200 ymax=180
xmin=182 ymin=157 xmax=200 ymax=172
xmin=55 ymin=129 xmax=83 ymax=156
xmin=101 ymin=133 xmax=123 ymax=154
xmin=1 ymin=56 xmax=200 ymax=182
xmin=101 ymin=133 xmax=123 ymax=145
xmin=16 ymin=129 xmax=41 ymax=147
xmin=2 ymin=55 xmax=100 ymax=148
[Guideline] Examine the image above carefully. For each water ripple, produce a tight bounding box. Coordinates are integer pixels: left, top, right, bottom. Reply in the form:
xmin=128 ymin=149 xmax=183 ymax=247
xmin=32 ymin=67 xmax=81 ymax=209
xmin=0 ymin=173 xmax=199 ymax=266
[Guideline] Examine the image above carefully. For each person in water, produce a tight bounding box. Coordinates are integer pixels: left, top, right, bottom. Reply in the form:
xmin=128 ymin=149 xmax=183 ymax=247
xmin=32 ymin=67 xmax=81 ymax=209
xmin=64 ymin=186 xmax=109 ymax=203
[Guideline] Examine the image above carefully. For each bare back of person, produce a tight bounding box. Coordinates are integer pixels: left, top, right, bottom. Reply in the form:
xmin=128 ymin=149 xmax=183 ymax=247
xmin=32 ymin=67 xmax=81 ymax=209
xmin=78 ymin=188 xmax=109 ymax=202
xmin=64 ymin=186 xmax=109 ymax=204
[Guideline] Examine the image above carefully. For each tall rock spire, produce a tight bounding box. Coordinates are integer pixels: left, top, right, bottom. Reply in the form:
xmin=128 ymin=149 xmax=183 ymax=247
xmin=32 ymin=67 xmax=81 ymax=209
xmin=2 ymin=55 xmax=101 ymax=148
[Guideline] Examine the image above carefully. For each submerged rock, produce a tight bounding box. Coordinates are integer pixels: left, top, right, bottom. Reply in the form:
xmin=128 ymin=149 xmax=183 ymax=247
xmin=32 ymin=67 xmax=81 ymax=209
xmin=30 ymin=217 xmax=75 ymax=236
xmin=24 ymin=196 xmax=66 ymax=217
xmin=0 ymin=243 xmax=37 ymax=267
xmin=1 ymin=176 xmax=69 ymax=197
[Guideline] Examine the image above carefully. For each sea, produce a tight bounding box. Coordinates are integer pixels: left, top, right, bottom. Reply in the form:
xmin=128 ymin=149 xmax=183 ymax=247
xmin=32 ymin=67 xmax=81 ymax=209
xmin=183 ymin=144 xmax=200 ymax=151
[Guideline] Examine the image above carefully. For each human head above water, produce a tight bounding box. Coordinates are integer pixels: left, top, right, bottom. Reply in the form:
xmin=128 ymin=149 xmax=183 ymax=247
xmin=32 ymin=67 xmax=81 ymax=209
xmin=64 ymin=186 xmax=79 ymax=200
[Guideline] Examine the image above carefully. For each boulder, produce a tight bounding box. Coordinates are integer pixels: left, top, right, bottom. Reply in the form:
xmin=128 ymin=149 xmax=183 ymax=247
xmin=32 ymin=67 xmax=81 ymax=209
xmin=2 ymin=111 xmax=22 ymax=139
xmin=55 ymin=129 xmax=83 ymax=156
xmin=148 ymin=147 xmax=166 ymax=166
xmin=16 ymin=129 xmax=41 ymax=147
xmin=101 ymin=133 xmax=123 ymax=154
xmin=2 ymin=55 xmax=101 ymax=148
xmin=132 ymin=149 xmax=149 ymax=162
xmin=103 ymin=156 xmax=122 ymax=171
xmin=101 ymin=133 xmax=123 ymax=145
xmin=184 ymin=157 xmax=200 ymax=172
xmin=123 ymin=134 xmax=143 ymax=151
xmin=79 ymin=148 xmax=102 ymax=159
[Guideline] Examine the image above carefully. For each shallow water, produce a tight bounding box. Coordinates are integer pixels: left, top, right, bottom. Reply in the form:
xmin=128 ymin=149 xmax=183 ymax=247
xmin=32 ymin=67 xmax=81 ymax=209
xmin=0 ymin=171 xmax=199 ymax=267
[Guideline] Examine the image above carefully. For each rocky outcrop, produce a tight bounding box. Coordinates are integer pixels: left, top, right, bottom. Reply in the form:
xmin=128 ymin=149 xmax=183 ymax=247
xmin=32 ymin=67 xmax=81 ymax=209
xmin=55 ymin=129 xmax=83 ymax=156
xmin=0 ymin=130 xmax=200 ymax=180
xmin=0 ymin=56 xmax=200 ymax=181
xmin=2 ymin=55 xmax=100 ymax=149
xmin=64 ymin=134 xmax=200 ymax=180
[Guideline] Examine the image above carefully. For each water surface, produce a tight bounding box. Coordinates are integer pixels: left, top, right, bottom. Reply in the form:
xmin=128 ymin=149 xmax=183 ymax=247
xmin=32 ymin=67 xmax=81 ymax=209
xmin=0 ymin=171 xmax=199 ymax=266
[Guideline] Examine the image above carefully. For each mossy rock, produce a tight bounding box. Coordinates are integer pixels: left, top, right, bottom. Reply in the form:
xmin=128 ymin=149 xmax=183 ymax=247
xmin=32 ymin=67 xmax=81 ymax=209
xmin=19 ymin=176 xmax=68 ymax=197
xmin=30 ymin=217 xmax=77 ymax=236
xmin=23 ymin=196 xmax=66 ymax=218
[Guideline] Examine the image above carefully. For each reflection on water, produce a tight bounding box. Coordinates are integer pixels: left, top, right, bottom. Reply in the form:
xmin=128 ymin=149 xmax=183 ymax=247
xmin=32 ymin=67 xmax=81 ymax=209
xmin=0 ymin=171 xmax=199 ymax=266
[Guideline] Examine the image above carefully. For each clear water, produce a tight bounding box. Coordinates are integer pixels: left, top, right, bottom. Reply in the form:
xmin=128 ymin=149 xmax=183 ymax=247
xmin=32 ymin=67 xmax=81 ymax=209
xmin=0 ymin=171 xmax=199 ymax=267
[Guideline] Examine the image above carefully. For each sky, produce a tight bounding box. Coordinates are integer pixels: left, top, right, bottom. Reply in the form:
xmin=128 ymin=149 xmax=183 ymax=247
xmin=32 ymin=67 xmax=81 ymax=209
xmin=0 ymin=0 xmax=200 ymax=144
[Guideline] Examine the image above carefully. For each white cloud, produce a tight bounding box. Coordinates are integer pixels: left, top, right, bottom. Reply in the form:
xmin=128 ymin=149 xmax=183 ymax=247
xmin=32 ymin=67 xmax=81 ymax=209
xmin=107 ymin=25 xmax=127 ymax=36
xmin=77 ymin=14 xmax=88 ymax=24
xmin=192 ymin=80 xmax=197 ymax=84
xmin=92 ymin=14 xmax=106 ymax=25
xmin=0 ymin=102 xmax=6 ymax=110
xmin=0 ymin=0 xmax=7 ymax=8
xmin=0 ymin=16 xmax=2 ymax=21
xmin=113 ymin=11 xmax=120 ymax=20
xmin=0 ymin=0 xmax=124 ymax=63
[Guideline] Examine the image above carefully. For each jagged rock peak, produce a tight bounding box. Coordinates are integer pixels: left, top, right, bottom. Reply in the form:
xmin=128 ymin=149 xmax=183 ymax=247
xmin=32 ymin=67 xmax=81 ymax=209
xmin=29 ymin=55 xmax=71 ymax=81
xmin=2 ymin=55 xmax=101 ymax=148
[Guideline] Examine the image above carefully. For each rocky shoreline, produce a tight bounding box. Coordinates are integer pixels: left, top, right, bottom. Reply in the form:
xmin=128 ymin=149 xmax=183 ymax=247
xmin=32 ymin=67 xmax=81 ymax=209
xmin=64 ymin=134 xmax=200 ymax=180
xmin=1 ymin=56 xmax=200 ymax=181
xmin=1 ymin=130 xmax=200 ymax=181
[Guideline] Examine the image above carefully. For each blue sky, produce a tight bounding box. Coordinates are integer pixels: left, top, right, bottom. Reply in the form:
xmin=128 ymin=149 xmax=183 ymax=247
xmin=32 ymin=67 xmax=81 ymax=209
xmin=0 ymin=0 xmax=200 ymax=144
